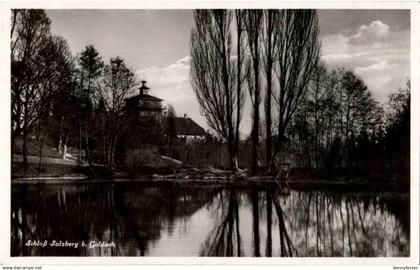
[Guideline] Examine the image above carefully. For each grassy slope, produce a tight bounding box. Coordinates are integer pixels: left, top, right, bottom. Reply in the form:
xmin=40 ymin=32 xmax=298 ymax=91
xmin=12 ymin=138 xmax=81 ymax=178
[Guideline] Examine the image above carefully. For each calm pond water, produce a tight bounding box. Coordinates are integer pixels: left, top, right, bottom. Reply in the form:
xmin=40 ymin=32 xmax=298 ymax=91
xmin=11 ymin=181 xmax=409 ymax=257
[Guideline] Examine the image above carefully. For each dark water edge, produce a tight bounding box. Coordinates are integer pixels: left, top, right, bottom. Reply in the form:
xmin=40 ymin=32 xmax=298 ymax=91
xmin=11 ymin=181 xmax=410 ymax=257
xmin=12 ymin=176 xmax=408 ymax=194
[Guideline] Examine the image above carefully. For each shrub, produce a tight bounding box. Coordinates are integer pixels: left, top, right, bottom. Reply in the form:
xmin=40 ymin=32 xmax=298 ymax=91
xmin=125 ymin=145 xmax=160 ymax=175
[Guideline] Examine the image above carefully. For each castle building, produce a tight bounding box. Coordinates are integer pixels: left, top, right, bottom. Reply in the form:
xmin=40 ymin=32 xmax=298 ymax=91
xmin=163 ymin=113 xmax=207 ymax=142
xmin=125 ymin=80 xmax=163 ymax=119
xmin=125 ymin=80 xmax=206 ymax=141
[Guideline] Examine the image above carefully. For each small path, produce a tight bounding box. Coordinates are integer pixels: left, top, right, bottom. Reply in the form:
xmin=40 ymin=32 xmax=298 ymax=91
xmin=13 ymin=155 xmax=77 ymax=166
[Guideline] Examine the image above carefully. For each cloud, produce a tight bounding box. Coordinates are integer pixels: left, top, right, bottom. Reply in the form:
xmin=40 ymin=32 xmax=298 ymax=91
xmin=135 ymin=56 xmax=209 ymax=131
xmin=321 ymin=20 xmax=409 ymax=103
xmin=349 ymin=20 xmax=390 ymax=45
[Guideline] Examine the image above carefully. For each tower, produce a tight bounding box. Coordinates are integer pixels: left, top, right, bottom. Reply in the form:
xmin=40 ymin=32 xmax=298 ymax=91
xmin=139 ymin=80 xmax=149 ymax=96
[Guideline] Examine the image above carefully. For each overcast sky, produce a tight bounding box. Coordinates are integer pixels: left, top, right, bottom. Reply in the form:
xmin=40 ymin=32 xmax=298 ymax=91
xmin=46 ymin=9 xmax=410 ymax=134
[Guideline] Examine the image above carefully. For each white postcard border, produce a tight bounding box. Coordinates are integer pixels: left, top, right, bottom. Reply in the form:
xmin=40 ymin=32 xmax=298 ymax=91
xmin=0 ymin=0 xmax=418 ymax=265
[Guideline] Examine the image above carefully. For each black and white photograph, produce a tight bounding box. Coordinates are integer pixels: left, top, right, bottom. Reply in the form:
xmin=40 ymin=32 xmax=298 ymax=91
xmin=2 ymin=1 xmax=419 ymax=266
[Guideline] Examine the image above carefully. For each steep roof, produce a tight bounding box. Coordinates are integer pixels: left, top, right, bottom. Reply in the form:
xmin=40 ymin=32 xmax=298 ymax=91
xmin=125 ymin=94 xmax=163 ymax=102
xmin=165 ymin=117 xmax=206 ymax=136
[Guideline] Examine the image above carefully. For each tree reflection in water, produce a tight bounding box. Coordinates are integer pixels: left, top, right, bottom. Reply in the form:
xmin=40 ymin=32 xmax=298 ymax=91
xmin=199 ymin=189 xmax=242 ymax=257
xmin=200 ymin=188 xmax=408 ymax=257
xmin=11 ymin=182 xmax=219 ymax=256
xmin=12 ymin=183 xmax=409 ymax=257
xmin=200 ymin=188 xmax=298 ymax=257
xmin=272 ymin=191 xmax=297 ymax=257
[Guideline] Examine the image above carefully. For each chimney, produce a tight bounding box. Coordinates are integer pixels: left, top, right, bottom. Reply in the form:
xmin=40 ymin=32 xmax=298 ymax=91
xmin=184 ymin=113 xmax=187 ymax=119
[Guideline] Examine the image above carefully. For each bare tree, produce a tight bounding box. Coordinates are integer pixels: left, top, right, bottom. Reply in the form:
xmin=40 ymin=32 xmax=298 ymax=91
xmin=190 ymin=10 xmax=242 ymax=170
xmin=322 ymin=68 xmax=341 ymax=163
xmin=75 ymin=45 xmax=104 ymax=165
xmin=308 ymin=63 xmax=328 ymax=168
xmin=11 ymin=9 xmax=51 ymax=167
xmin=234 ymin=10 xmax=247 ymax=160
xmin=101 ymin=56 xmax=137 ymax=167
xmin=164 ymin=104 xmax=178 ymax=158
xmin=338 ymin=71 xmax=377 ymax=141
xmin=288 ymin=66 xmax=385 ymax=169
xmin=262 ymin=10 xmax=279 ymax=168
xmin=244 ymin=10 xmax=264 ymax=174
xmin=35 ymin=35 xmax=74 ymax=170
xmin=273 ymin=10 xmax=320 ymax=161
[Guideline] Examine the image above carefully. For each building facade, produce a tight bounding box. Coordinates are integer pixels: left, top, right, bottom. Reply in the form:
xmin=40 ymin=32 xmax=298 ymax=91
xmin=125 ymin=80 xmax=163 ymax=120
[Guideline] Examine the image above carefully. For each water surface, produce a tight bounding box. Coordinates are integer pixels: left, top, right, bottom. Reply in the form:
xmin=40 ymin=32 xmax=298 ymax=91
xmin=11 ymin=181 xmax=409 ymax=257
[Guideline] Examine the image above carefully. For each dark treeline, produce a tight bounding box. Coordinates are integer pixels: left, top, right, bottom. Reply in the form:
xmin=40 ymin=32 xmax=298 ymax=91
xmin=190 ymin=9 xmax=410 ymax=186
xmin=289 ymin=67 xmax=410 ymax=185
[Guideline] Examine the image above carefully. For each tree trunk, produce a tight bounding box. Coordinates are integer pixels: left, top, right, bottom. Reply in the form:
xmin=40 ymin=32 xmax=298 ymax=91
xmin=110 ymin=136 xmax=117 ymax=167
xmin=252 ymin=190 xmax=260 ymax=257
xmin=57 ymin=135 xmax=63 ymax=154
xmin=251 ymin=26 xmax=261 ymax=175
xmin=266 ymin=190 xmax=273 ymax=257
xmin=62 ymin=134 xmax=68 ymax=159
xmin=11 ymin=136 xmax=16 ymax=164
xmin=218 ymin=140 xmax=222 ymax=169
xmin=38 ymin=125 xmax=46 ymax=172
xmin=265 ymin=11 xmax=274 ymax=170
xmin=251 ymin=55 xmax=260 ymax=174
xmin=315 ymin=86 xmax=319 ymax=168
xmin=84 ymin=130 xmax=91 ymax=165
xmin=78 ymin=121 xmax=82 ymax=163
xmin=22 ymin=124 xmax=28 ymax=169
xmin=245 ymin=11 xmax=262 ymax=175
xmin=266 ymin=82 xmax=272 ymax=168
xmin=57 ymin=116 xmax=64 ymax=153
xmin=229 ymin=148 xmax=239 ymax=172
xmin=103 ymin=131 xmax=107 ymax=165
xmin=235 ymin=10 xmax=243 ymax=160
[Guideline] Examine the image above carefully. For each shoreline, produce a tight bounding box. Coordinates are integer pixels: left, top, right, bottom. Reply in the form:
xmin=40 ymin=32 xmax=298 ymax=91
xmin=11 ymin=175 xmax=409 ymax=194
xmin=11 ymin=160 xmax=409 ymax=193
